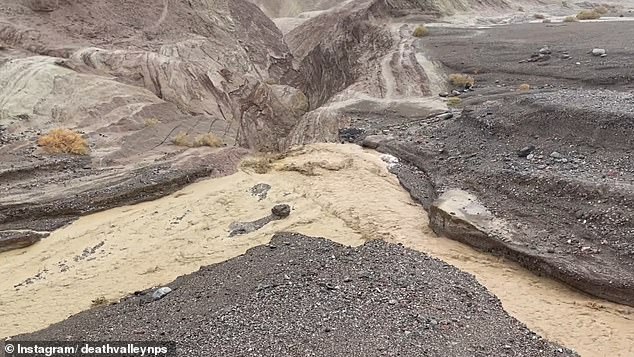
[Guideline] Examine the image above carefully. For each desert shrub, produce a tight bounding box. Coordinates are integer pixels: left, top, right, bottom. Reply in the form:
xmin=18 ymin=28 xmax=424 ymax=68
xmin=241 ymin=153 xmax=287 ymax=174
xmin=576 ymin=9 xmax=601 ymax=20
xmin=446 ymin=97 xmax=462 ymax=107
xmin=144 ymin=118 xmax=160 ymax=127
xmin=37 ymin=128 xmax=89 ymax=155
xmin=448 ymin=73 xmax=475 ymax=87
xmin=91 ymin=296 xmax=108 ymax=307
xmin=412 ymin=25 xmax=429 ymax=38
xmin=563 ymin=15 xmax=578 ymax=22
xmin=172 ymin=132 xmax=191 ymax=147
xmin=518 ymin=83 xmax=531 ymax=91
xmin=533 ymin=13 xmax=546 ymax=19
xmin=193 ymin=133 xmax=223 ymax=148
xmin=241 ymin=156 xmax=273 ymax=174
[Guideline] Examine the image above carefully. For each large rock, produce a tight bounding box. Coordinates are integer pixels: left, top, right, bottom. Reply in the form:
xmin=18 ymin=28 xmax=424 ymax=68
xmin=429 ymin=189 xmax=515 ymax=252
xmin=429 ymin=189 xmax=634 ymax=307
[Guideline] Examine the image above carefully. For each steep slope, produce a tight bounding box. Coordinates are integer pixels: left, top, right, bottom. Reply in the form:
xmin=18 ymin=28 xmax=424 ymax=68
xmin=0 ymin=0 xmax=307 ymax=246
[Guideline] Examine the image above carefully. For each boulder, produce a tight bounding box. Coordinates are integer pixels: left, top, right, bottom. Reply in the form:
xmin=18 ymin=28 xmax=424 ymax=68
xmin=429 ymin=189 xmax=514 ymax=252
xmin=362 ymin=135 xmax=392 ymax=149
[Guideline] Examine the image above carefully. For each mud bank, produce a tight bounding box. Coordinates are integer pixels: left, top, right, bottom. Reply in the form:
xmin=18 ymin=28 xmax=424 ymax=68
xmin=0 ymin=144 xmax=632 ymax=357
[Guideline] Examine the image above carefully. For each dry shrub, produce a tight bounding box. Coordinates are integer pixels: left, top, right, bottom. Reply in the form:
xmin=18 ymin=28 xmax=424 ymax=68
xmin=412 ymin=25 xmax=429 ymax=38
xmin=241 ymin=153 xmax=284 ymax=174
xmin=563 ymin=15 xmax=578 ymax=22
xmin=193 ymin=133 xmax=223 ymax=148
xmin=279 ymin=159 xmax=353 ymax=176
xmin=448 ymin=73 xmax=475 ymax=87
xmin=533 ymin=13 xmax=546 ymax=19
xmin=172 ymin=132 xmax=191 ymax=147
xmin=144 ymin=118 xmax=160 ymax=127
xmin=518 ymin=83 xmax=531 ymax=92
xmin=576 ymin=9 xmax=601 ymax=20
xmin=37 ymin=128 xmax=89 ymax=155
xmin=91 ymin=296 xmax=108 ymax=307
xmin=446 ymin=97 xmax=462 ymax=107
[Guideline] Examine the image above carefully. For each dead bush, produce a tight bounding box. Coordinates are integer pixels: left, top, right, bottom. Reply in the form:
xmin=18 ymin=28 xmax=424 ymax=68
xmin=144 ymin=118 xmax=160 ymax=127
xmin=576 ymin=9 xmax=601 ymax=20
xmin=172 ymin=132 xmax=192 ymax=147
xmin=91 ymin=296 xmax=108 ymax=307
xmin=37 ymin=128 xmax=89 ymax=155
xmin=193 ymin=133 xmax=224 ymax=148
xmin=518 ymin=83 xmax=531 ymax=92
xmin=241 ymin=153 xmax=287 ymax=174
xmin=448 ymin=73 xmax=475 ymax=87
xmin=563 ymin=16 xmax=578 ymax=22
xmin=412 ymin=25 xmax=429 ymax=38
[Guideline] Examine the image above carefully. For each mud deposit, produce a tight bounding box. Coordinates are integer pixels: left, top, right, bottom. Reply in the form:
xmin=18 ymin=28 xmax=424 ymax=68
xmin=1 ymin=144 xmax=632 ymax=356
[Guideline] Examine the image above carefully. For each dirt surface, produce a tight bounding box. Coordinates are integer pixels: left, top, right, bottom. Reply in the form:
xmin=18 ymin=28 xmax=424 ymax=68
xmin=11 ymin=233 xmax=576 ymax=357
xmin=355 ymin=21 xmax=634 ymax=306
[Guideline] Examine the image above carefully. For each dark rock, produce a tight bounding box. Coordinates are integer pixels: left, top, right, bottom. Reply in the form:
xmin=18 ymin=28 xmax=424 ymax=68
xmin=272 ymin=204 xmax=291 ymax=218
xmin=250 ymin=183 xmax=271 ymax=201
xmin=518 ymin=145 xmax=535 ymax=158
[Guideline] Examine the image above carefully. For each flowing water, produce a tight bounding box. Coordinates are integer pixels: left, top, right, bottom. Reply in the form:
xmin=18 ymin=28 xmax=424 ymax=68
xmin=0 ymin=144 xmax=632 ymax=356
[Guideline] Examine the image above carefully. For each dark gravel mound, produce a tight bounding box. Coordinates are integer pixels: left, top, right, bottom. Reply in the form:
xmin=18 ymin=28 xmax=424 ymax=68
xmin=13 ymin=233 xmax=576 ymax=356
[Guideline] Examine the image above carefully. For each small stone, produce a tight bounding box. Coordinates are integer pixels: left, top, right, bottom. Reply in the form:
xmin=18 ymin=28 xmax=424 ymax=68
xmin=436 ymin=113 xmax=453 ymax=120
xmin=591 ymin=48 xmax=606 ymax=56
xmin=388 ymin=299 xmax=398 ymax=305
xmin=151 ymin=287 xmax=172 ymax=301
xmin=550 ymin=151 xmax=563 ymax=159
xmin=539 ymin=46 xmax=551 ymax=55
xmin=271 ymin=204 xmax=291 ymax=218
xmin=526 ymin=153 xmax=535 ymax=160
xmin=439 ymin=92 xmax=449 ymax=97
xmin=517 ymin=145 xmax=535 ymax=158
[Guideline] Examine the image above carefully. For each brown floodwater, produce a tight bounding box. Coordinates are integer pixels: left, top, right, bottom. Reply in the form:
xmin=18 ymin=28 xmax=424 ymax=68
xmin=0 ymin=144 xmax=631 ymax=356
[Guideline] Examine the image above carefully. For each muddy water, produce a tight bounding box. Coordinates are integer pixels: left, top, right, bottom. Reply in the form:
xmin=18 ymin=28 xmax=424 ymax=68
xmin=0 ymin=144 xmax=632 ymax=356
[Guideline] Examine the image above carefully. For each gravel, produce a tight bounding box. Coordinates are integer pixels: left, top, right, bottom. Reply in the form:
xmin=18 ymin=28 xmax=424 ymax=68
xmin=13 ymin=233 xmax=576 ymax=356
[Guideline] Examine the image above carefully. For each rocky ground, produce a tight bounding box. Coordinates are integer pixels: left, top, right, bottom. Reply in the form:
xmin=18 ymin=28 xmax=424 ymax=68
xmin=11 ymin=233 xmax=577 ymax=357
xmin=352 ymin=21 xmax=634 ymax=306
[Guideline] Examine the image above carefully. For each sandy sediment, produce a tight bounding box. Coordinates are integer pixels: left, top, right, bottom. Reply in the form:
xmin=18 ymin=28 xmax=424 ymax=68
xmin=0 ymin=144 xmax=632 ymax=357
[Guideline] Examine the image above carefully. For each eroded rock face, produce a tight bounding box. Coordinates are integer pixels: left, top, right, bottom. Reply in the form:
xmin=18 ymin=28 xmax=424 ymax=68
xmin=0 ymin=0 xmax=300 ymax=248
xmin=430 ymin=189 xmax=634 ymax=307
xmin=0 ymin=230 xmax=49 ymax=252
